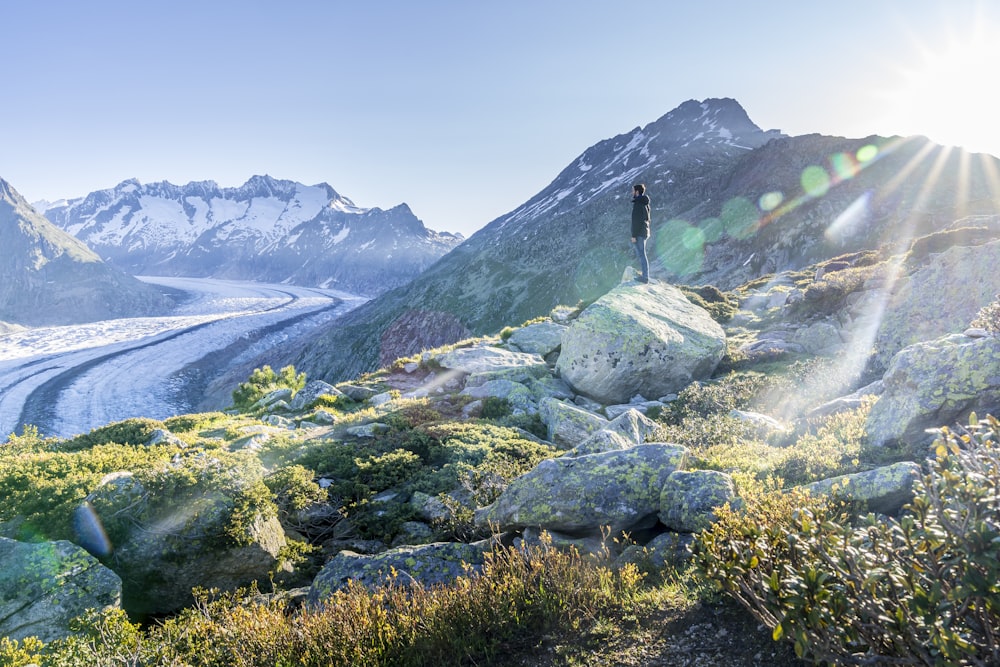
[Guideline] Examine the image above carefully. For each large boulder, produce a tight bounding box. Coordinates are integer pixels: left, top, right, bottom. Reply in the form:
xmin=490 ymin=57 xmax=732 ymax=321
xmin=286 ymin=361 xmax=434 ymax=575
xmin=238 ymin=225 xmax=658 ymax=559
xmin=308 ymin=540 xmax=492 ymax=604
xmin=85 ymin=458 xmax=286 ymax=616
xmin=866 ymin=334 xmax=1000 ymax=450
xmin=871 ymin=239 xmax=1000 ymax=372
xmin=477 ymin=444 xmax=689 ymax=535
xmin=0 ymin=537 xmax=122 ymax=642
xmin=556 ymin=282 xmax=726 ymax=404
xmin=802 ymin=461 xmax=922 ymax=515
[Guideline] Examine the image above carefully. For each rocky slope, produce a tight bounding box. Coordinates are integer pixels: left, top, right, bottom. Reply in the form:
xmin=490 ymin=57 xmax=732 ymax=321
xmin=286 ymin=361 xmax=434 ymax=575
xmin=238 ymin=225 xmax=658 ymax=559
xmin=0 ymin=178 xmax=173 ymax=326
xmin=40 ymin=175 xmax=463 ymax=296
xmin=286 ymin=98 xmax=1000 ymax=384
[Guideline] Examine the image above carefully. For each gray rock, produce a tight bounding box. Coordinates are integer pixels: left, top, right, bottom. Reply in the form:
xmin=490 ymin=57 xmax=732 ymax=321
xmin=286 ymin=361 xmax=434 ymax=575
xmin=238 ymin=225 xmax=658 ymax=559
xmin=0 ymin=537 xmax=122 ymax=643
xmin=871 ymin=239 xmax=1000 ymax=372
xmin=146 ymin=428 xmax=187 ymax=448
xmin=866 ymin=335 xmax=1000 ymax=450
xmin=477 ymin=444 xmax=689 ymax=535
xmin=308 ymin=540 xmax=493 ymax=603
xmin=255 ymin=387 xmax=294 ymax=409
xmin=538 ymin=398 xmax=609 ymax=448
xmin=729 ymin=409 xmax=788 ymax=438
xmin=529 ymin=376 xmax=575 ymax=402
xmin=290 ymin=380 xmax=342 ymax=410
xmin=86 ymin=457 xmax=285 ymax=616
xmin=565 ymin=429 xmax=635 ymax=457
xmin=556 ymin=282 xmax=726 ymax=404
xmin=658 ymin=470 xmax=736 ymax=533
xmin=802 ymin=461 xmax=922 ymax=515
xmin=338 ymin=384 xmax=377 ymax=402
xmin=436 ymin=345 xmax=548 ymax=377
xmin=507 ymin=321 xmax=565 ymax=356
xmin=345 ymin=423 xmax=391 ymax=438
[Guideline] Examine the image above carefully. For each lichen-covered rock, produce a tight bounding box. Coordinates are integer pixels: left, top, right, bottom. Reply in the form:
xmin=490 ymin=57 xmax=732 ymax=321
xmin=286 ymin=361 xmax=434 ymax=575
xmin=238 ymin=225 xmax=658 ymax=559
xmin=86 ymin=457 xmax=286 ymax=616
xmin=871 ymin=239 xmax=1000 ymax=373
xmin=604 ymin=409 xmax=659 ymax=444
xmin=658 ymin=470 xmax=736 ymax=533
xmin=290 ymin=380 xmax=342 ymax=410
xmin=338 ymin=383 xmax=377 ymax=402
xmin=477 ymin=444 xmax=689 ymax=535
xmin=802 ymin=461 xmax=922 ymax=515
xmin=0 ymin=537 xmax=122 ymax=642
xmin=565 ymin=409 xmax=659 ymax=456
xmin=556 ymin=282 xmax=726 ymax=404
xmin=866 ymin=334 xmax=1000 ymax=449
xmin=538 ymin=397 xmax=609 ymax=448
xmin=461 ymin=379 xmax=536 ymax=413
xmin=436 ymin=345 xmax=548 ymax=378
xmin=566 ymin=429 xmax=635 ymax=457
xmin=307 ymin=540 xmax=491 ymax=604
xmin=507 ymin=321 xmax=565 ymax=356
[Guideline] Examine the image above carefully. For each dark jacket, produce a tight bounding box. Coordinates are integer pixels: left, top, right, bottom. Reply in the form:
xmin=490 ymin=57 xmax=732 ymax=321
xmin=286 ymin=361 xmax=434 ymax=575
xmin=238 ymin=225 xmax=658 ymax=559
xmin=631 ymin=194 xmax=650 ymax=238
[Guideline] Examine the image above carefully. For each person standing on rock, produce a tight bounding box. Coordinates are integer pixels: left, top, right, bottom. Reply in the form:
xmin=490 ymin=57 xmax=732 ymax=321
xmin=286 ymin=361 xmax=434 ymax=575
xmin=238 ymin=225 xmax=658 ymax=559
xmin=630 ymin=183 xmax=651 ymax=283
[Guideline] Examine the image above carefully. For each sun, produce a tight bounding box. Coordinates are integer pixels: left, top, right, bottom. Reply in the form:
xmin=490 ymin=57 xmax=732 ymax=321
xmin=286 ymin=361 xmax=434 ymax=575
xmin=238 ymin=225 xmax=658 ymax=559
xmin=877 ymin=15 xmax=1000 ymax=157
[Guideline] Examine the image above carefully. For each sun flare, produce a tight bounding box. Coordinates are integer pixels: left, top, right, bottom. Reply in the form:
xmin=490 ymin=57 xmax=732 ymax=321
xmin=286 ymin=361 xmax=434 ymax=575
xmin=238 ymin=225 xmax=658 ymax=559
xmin=878 ymin=17 xmax=1000 ymax=156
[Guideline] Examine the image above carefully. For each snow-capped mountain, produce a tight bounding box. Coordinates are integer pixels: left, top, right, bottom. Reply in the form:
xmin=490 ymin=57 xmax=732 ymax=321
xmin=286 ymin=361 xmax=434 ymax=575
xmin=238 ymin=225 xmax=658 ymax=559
xmin=0 ymin=178 xmax=172 ymax=326
xmin=39 ymin=175 xmax=463 ymax=296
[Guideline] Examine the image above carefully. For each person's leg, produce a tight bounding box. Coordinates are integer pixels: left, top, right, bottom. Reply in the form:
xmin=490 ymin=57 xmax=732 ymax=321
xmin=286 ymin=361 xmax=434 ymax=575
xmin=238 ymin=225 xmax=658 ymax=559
xmin=634 ymin=236 xmax=649 ymax=282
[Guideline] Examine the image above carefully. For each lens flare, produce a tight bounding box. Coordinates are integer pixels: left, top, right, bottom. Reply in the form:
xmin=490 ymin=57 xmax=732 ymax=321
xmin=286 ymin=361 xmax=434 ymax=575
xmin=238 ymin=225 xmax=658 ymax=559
xmin=801 ymin=165 xmax=831 ymax=198
xmin=721 ymin=197 xmax=759 ymax=239
xmin=654 ymin=219 xmax=704 ymax=276
xmin=759 ymin=191 xmax=784 ymax=212
xmin=73 ymin=501 xmax=113 ymax=558
xmin=857 ymin=144 xmax=878 ymax=163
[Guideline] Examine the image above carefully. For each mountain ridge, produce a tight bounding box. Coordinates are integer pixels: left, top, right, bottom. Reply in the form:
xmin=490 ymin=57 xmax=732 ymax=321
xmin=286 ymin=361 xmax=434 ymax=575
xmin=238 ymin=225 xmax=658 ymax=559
xmin=0 ymin=178 xmax=174 ymax=326
xmin=40 ymin=175 xmax=463 ymax=297
xmin=275 ymin=97 xmax=1000 ymax=386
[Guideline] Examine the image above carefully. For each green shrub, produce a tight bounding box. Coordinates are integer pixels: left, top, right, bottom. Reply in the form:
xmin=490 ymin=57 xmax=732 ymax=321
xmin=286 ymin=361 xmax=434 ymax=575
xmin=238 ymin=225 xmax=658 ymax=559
xmin=28 ymin=539 xmax=644 ymax=667
xmin=658 ymin=373 xmax=768 ymax=424
xmin=479 ymin=396 xmax=512 ymax=420
xmin=0 ymin=442 xmax=177 ymax=541
xmin=231 ymin=365 xmax=307 ymax=412
xmin=694 ymin=414 xmax=1000 ymax=664
xmin=64 ymin=417 xmax=165 ymax=451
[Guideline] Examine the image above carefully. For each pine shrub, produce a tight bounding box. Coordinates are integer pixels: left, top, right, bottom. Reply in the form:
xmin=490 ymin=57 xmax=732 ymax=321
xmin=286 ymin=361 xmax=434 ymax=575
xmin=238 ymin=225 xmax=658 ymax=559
xmin=694 ymin=414 xmax=1000 ymax=665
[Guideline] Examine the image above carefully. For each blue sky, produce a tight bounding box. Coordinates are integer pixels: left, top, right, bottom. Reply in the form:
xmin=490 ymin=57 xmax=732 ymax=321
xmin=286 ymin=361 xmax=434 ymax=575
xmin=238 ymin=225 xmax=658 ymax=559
xmin=1 ymin=0 xmax=997 ymax=237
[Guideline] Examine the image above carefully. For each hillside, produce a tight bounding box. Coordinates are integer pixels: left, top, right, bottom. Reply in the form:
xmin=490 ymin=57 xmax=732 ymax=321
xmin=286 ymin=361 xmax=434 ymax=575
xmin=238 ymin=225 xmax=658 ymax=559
xmin=4 ymin=217 xmax=1000 ymax=662
xmin=0 ymin=178 xmax=173 ymax=326
xmin=285 ymin=98 xmax=1000 ymax=384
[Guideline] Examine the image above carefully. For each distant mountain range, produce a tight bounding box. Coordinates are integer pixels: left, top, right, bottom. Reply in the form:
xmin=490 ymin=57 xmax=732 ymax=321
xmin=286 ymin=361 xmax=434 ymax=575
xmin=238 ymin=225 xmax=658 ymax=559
xmin=38 ymin=175 xmax=463 ymax=297
xmin=0 ymin=179 xmax=172 ymax=326
xmin=274 ymin=98 xmax=1000 ymax=384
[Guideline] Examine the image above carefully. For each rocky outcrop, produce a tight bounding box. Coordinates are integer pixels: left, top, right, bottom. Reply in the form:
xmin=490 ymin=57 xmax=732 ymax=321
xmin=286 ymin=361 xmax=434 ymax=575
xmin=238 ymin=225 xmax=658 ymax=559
xmin=538 ymin=398 xmax=609 ymax=448
xmin=85 ymin=459 xmax=286 ymax=616
xmin=866 ymin=334 xmax=1000 ymax=450
xmin=556 ymin=282 xmax=726 ymax=405
xmin=0 ymin=537 xmax=122 ymax=642
xmin=476 ymin=444 xmax=689 ymax=535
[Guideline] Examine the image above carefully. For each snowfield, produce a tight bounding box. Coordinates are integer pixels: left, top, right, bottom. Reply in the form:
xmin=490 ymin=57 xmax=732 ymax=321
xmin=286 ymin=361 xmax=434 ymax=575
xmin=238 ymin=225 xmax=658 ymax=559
xmin=0 ymin=277 xmax=366 ymax=440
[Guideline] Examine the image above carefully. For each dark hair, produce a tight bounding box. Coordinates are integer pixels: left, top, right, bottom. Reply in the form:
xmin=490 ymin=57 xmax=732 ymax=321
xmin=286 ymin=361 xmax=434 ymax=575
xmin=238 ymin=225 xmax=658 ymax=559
xmin=632 ymin=183 xmax=645 ymax=195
